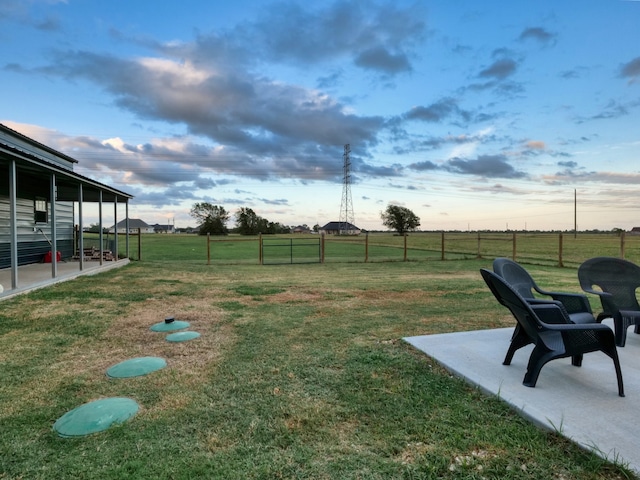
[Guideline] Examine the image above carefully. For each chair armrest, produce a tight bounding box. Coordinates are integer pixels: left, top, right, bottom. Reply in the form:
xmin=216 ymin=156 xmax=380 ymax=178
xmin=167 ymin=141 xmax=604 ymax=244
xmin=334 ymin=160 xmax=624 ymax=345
xmin=548 ymin=292 xmax=592 ymax=314
xmin=530 ymin=303 xmax=571 ymax=325
xmin=581 ymin=287 xmax=613 ymax=300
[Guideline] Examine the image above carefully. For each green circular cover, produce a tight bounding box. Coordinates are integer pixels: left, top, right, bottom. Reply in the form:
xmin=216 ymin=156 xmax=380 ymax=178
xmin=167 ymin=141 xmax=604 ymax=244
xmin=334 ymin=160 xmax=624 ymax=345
xmin=53 ymin=397 xmax=139 ymax=438
xmin=150 ymin=320 xmax=190 ymax=332
xmin=166 ymin=331 xmax=201 ymax=342
xmin=106 ymin=356 xmax=167 ymax=378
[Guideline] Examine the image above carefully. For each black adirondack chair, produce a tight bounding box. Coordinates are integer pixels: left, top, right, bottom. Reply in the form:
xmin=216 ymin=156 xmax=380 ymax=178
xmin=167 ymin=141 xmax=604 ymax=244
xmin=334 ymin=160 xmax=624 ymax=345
xmin=481 ymin=268 xmax=624 ymax=396
xmin=493 ymin=257 xmax=595 ymax=324
xmin=578 ymin=257 xmax=640 ymax=347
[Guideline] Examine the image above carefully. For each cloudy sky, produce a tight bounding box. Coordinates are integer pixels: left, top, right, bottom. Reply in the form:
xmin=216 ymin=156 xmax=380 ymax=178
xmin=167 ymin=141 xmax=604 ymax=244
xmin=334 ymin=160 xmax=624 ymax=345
xmin=1 ymin=0 xmax=640 ymax=231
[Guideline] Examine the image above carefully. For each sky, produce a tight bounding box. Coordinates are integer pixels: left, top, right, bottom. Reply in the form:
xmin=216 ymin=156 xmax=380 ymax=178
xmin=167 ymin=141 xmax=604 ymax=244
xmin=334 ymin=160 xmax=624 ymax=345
xmin=1 ymin=0 xmax=640 ymax=232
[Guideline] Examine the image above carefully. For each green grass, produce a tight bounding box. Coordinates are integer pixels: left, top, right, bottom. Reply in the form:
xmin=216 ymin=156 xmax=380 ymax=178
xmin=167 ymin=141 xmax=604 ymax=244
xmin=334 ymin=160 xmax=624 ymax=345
xmin=106 ymin=231 xmax=640 ymax=267
xmin=0 ymin=245 xmax=637 ymax=479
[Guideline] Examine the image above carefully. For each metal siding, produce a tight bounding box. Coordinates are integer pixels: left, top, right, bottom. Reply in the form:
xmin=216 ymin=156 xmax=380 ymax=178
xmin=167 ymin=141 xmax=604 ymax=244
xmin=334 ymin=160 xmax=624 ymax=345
xmin=0 ymin=195 xmax=74 ymax=267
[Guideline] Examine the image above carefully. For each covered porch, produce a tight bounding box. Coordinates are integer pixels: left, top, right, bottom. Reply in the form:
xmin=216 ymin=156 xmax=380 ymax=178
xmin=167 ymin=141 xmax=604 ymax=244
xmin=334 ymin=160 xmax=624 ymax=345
xmin=1 ymin=123 xmax=134 ymax=296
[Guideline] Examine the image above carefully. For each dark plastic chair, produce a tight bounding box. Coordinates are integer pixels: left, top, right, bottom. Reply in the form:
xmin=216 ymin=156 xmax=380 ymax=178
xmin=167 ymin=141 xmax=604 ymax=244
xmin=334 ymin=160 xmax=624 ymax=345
xmin=578 ymin=257 xmax=640 ymax=347
xmin=480 ymin=268 xmax=624 ymax=396
xmin=493 ymin=257 xmax=595 ymax=324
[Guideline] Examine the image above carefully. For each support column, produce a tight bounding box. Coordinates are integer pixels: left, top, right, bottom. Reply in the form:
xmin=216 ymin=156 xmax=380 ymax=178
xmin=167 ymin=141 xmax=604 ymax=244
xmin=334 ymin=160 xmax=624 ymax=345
xmin=50 ymin=173 xmax=58 ymax=278
xmin=113 ymin=196 xmax=118 ymax=261
xmin=125 ymin=200 xmax=130 ymax=259
xmin=98 ymin=190 xmax=103 ymax=266
xmin=78 ymin=184 xmax=84 ymax=271
xmin=9 ymin=159 xmax=18 ymax=289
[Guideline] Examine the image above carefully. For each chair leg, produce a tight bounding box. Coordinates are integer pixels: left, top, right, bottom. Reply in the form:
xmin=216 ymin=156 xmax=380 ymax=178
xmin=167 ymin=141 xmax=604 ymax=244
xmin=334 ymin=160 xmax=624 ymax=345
xmin=523 ymin=347 xmax=555 ymax=388
xmin=614 ymin=314 xmax=627 ymax=347
xmin=571 ymin=354 xmax=583 ymax=367
xmin=503 ymin=326 xmax=531 ymax=365
xmin=602 ymin=347 xmax=625 ymax=397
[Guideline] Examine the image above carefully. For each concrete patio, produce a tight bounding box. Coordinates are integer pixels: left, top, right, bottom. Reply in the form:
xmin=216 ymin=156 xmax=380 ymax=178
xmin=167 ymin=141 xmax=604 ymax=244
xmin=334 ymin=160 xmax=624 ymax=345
xmin=0 ymin=259 xmax=130 ymax=300
xmin=405 ymin=320 xmax=640 ymax=474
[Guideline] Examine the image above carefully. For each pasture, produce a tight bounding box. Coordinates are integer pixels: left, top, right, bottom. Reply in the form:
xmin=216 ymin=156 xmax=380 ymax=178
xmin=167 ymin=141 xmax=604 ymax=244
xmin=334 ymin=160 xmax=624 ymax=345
xmin=0 ymin=235 xmax=637 ymax=479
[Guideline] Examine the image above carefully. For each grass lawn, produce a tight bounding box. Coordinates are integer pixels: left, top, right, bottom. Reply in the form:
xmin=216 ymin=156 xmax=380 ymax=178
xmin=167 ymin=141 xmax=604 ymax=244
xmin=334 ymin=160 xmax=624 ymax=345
xmin=0 ymin=255 xmax=636 ymax=479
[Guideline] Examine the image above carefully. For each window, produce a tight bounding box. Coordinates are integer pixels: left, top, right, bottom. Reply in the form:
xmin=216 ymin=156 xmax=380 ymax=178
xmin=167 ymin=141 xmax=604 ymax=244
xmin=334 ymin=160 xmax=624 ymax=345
xmin=34 ymin=198 xmax=48 ymax=224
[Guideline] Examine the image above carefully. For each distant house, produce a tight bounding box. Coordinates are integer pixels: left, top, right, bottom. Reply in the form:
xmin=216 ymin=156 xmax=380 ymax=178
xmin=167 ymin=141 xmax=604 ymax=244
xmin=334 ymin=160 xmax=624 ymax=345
xmin=629 ymin=227 xmax=640 ymax=235
xmin=110 ymin=219 xmax=154 ymax=234
xmin=319 ymin=221 xmax=361 ymax=235
xmin=151 ymin=223 xmax=175 ymax=234
xmin=292 ymin=225 xmax=312 ymax=234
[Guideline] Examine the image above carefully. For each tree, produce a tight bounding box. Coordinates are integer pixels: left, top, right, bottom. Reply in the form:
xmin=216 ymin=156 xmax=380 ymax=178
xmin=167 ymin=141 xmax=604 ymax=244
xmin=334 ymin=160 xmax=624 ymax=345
xmin=190 ymin=202 xmax=229 ymax=235
xmin=380 ymin=204 xmax=420 ymax=235
xmin=235 ymin=207 xmax=263 ymax=235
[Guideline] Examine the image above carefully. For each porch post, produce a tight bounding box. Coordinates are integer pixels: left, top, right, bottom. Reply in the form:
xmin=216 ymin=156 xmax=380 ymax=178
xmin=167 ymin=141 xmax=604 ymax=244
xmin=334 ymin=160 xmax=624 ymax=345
xmin=125 ymin=200 xmax=130 ymax=259
xmin=78 ymin=184 xmax=84 ymax=271
xmin=50 ymin=173 xmax=58 ymax=278
xmin=98 ymin=190 xmax=103 ymax=266
xmin=9 ymin=159 xmax=18 ymax=289
xmin=113 ymin=196 xmax=118 ymax=261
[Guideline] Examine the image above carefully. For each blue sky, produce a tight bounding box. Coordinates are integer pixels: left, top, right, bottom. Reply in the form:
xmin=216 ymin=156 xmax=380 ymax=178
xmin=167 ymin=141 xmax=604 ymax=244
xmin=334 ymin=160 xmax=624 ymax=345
xmin=1 ymin=0 xmax=639 ymax=231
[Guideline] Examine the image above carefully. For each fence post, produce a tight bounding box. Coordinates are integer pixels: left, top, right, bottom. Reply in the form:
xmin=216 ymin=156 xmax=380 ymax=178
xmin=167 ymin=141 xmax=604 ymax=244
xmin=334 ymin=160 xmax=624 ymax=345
xmin=620 ymin=231 xmax=626 ymax=259
xmin=259 ymin=233 xmax=263 ymax=265
xmin=558 ymin=233 xmax=564 ymax=268
xmin=477 ymin=232 xmax=481 ymax=258
xmin=138 ymin=228 xmax=142 ymax=261
xmin=512 ymin=232 xmax=517 ymax=261
xmin=321 ymin=233 xmax=325 ymax=264
xmin=403 ymin=233 xmax=408 ymax=261
xmin=365 ymin=232 xmax=369 ymax=263
xmin=207 ymin=233 xmax=211 ymax=265
xmin=441 ymin=231 xmax=445 ymax=261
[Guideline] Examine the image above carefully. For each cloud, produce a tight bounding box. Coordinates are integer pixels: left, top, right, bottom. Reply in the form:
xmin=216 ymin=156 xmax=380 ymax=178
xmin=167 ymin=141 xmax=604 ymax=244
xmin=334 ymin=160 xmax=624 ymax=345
xmin=34 ymin=49 xmax=386 ymax=182
xmin=525 ymin=140 xmax=546 ymax=150
xmin=444 ymin=154 xmax=527 ymax=179
xmin=221 ymin=0 xmax=426 ymax=76
xmin=620 ymin=56 xmax=640 ymax=84
xmin=404 ymin=97 xmax=471 ymax=124
xmin=354 ymin=46 xmax=411 ymax=73
xmin=478 ymin=58 xmax=518 ymax=80
xmin=518 ymin=27 xmax=556 ymax=45
xmin=407 ymin=152 xmax=527 ymax=179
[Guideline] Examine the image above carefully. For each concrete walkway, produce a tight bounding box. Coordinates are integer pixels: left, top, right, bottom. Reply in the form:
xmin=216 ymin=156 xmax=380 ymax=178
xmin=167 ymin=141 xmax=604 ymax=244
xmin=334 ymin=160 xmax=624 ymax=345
xmin=404 ymin=319 xmax=640 ymax=474
xmin=0 ymin=259 xmax=130 ymax=300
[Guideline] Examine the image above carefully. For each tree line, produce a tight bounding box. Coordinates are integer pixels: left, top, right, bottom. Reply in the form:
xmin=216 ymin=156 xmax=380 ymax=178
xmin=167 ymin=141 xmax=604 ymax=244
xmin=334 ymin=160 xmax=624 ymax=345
xmin=190 ymin=202 xmax=421 ymax=236
xmin=190 ymin=203 xmax=293 ymax=235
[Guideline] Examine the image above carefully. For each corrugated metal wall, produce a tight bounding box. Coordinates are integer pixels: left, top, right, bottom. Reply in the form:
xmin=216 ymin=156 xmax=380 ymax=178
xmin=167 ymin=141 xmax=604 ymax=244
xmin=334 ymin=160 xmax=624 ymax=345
xmin=0 ymin=195 xmax=74 ymax=268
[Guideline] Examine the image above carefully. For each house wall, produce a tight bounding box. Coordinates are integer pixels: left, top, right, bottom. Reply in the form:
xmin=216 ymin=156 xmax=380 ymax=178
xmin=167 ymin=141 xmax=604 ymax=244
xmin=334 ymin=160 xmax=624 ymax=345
xmin=0 ymin=195 xmax=74 ymax=268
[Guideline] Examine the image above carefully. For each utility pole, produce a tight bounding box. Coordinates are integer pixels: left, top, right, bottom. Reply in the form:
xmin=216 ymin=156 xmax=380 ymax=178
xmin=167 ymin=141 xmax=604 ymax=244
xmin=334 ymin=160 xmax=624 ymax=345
xmin=339 ymin=144 xmax=355 ymax=235
xmin=574 ymin=189 xmax=577 ymax=239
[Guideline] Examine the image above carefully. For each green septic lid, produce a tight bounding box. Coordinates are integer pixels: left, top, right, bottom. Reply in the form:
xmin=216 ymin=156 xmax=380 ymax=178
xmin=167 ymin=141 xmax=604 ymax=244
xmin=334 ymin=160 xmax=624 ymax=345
xmin=166 ymin=331 xmax=201 ymax=342
xmin=150 ymin=320 xmax=190 ymax=332
xmin=106 ymin=356 xmax=167 ymax=378
xmin=53 ymin=397 xmax=139 ymax=438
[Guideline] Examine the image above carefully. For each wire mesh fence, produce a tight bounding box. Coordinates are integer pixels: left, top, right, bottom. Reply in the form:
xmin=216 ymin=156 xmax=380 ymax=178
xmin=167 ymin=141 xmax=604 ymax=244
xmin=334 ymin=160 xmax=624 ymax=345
xmin=101 ymin=231 xmax=640 ymax=267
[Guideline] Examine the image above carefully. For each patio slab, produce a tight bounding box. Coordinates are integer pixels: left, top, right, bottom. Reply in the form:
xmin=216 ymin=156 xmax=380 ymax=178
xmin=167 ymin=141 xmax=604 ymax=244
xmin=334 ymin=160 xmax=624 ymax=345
xmin=0 ymin=259 xmax=130 ymax=300
xmin=404 ymin=319 xmax=640 ymax=474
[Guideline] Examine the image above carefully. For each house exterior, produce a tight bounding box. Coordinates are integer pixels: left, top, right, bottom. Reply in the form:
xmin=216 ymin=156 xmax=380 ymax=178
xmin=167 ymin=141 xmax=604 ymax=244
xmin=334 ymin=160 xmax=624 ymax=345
xmin=110 ymin=219 xmax=155 ymax=234
xmin=151 ymin=223 xmax=175 ymax=234
xmin=319 ymin=221 xmax=361 ymax=235
xmin=292 ymin=225 xmax=312 ymax=234
xmin=0 ymin=123 xmax=133 ymax=292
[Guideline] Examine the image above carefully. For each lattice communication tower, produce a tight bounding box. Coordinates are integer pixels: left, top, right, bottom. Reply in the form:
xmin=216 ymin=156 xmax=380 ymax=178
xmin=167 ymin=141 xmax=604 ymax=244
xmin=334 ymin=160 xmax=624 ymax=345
xmin=339 ymin=144 xmax=355 ymax=235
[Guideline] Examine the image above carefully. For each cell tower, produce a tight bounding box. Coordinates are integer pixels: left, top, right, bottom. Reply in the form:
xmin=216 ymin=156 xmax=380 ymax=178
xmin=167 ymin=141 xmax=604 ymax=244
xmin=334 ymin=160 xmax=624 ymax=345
xmin=339 ymin=144 xmax=355 ymax=235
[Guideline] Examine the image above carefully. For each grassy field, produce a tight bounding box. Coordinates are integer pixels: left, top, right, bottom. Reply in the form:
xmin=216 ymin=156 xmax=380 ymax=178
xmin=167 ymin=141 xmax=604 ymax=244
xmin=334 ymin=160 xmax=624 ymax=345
xmin=1 ymin=237 xmax=637 ymax=479
xmin=112 ymin=231 xmax=640 ymax=268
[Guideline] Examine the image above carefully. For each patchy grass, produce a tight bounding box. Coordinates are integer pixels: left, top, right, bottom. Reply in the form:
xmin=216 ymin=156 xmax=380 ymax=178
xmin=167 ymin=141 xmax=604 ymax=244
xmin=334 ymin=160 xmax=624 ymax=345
xmin=0 ymin=259 xmax=636 ymax=479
